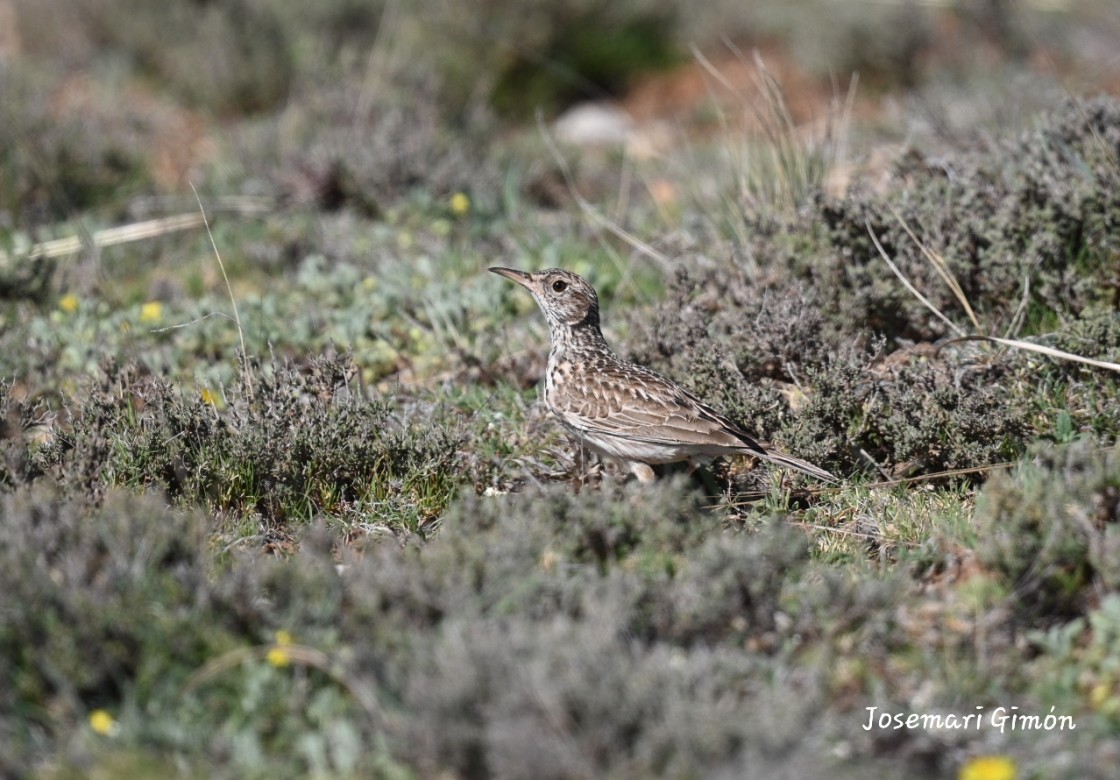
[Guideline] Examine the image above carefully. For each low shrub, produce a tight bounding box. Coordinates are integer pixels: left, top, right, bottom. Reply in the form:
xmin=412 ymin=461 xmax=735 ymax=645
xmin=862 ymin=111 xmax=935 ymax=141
xmin=973 ymin=442 xmax=1120 ymax=621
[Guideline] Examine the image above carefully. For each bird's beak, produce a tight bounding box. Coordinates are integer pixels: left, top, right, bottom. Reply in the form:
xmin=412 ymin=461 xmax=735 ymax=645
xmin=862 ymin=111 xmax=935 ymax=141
xmin=489 ymin=267 xmax=536 ymax=292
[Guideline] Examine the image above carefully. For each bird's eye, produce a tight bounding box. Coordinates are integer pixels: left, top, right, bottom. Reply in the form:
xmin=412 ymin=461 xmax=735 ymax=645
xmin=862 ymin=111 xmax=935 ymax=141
xmin=551 ymin=279 xmax=568 ymax=293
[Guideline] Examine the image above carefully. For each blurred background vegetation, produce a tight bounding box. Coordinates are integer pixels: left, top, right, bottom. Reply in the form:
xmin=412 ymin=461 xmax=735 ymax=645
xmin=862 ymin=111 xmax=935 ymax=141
xmin=1 ymin=0 xmax=1119 ymax=777
xmin=3 ymin=0 xmax=1117 ymax=224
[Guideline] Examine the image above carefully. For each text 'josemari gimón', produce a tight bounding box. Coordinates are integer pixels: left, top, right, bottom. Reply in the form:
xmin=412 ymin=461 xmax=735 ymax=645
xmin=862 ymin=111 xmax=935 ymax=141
xmin=864 ymin=706 xmax=1075 ymax=733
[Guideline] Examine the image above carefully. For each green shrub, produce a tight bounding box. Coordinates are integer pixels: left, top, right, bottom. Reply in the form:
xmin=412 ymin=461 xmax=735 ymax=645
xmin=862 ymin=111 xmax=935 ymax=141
xmin=626 ymin=97 xmax=1120 ymax=481
xmin=789 ymin=353 xmax=1031 ymax=479
xmin=628 ymin=271 xmax=1032 ymax=480
xmin=813 ymin=96 xmax=1120 ymax=341
xmin=0 ymin=487 xmax=227 ymax=770
xmin=1028 ymin=594 xmax=1120 ymax=728
xmin=38 ymin=354 xmax=463 ymax=533
xmin=489 ymin=3 xmax=679 ymax=117
xmin=0 ymin=67 xmax=152 ymax=225
xmin=974 ymin=442 xmax=1120 ymax=620
xmin=81 ymin=0 xmax=293 ymax=115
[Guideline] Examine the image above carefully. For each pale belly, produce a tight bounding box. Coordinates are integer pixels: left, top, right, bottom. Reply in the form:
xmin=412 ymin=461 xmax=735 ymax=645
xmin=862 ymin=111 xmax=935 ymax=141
xmin=555 ymin=419 xmax=710 ymax=465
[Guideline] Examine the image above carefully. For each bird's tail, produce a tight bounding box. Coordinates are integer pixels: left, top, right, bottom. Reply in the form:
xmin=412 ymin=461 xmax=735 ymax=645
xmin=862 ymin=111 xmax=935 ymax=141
xmin=761 ymin=450 xmax=840 ymax=484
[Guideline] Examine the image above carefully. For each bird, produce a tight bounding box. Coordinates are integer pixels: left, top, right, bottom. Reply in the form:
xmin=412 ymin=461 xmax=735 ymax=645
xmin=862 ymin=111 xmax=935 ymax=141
xmin=489 ymin=267 xmax=838 ymax=485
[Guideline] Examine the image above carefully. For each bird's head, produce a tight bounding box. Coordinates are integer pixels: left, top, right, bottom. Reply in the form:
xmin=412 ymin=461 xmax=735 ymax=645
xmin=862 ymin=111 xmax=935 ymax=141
xmin=489 ymin=267 xmax=601 ymax=332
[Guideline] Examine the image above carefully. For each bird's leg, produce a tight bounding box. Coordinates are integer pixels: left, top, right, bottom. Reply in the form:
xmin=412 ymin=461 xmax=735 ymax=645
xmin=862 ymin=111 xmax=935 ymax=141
xmin=571 ymin=438 xmax=586 ymax=493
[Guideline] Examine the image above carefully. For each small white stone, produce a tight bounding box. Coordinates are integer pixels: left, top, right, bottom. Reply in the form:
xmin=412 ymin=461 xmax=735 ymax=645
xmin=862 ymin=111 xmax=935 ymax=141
xmin=553 ymin=102 xmax=634 ymax=146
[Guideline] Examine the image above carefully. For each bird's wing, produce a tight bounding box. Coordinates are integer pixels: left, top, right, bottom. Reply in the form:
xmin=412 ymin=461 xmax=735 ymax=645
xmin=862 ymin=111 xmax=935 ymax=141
xmin=551 ymin=360 xmax=839 ymax=482
xmin=552 ymin=362 xmax=767 ymax=454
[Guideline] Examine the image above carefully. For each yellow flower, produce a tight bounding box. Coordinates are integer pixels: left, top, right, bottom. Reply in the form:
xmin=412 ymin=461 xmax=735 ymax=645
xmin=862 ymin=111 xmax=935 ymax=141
xmin=139 ymin=301 xmax=163 ymax=324
xmin=266 ymin=630 xmax=293 ymax=667
xmin=960 ymin=755 xmax=1016 ymax=780
xmin=89 ymin=709 xmax=118 ymax=736
xmin=266 ymin=646 xmax=291 ymax=667
xmin=200 ymin=388 xmax=217 ymax=406
xmin=449 ymin=192 xmax=470 ymax=216
xmin=59 ymin=294 xmax=80 ymax=313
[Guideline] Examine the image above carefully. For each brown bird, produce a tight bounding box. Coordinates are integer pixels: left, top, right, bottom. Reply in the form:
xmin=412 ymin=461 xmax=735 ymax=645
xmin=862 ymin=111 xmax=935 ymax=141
xmin=490 ymin=267 xmax=838 ymax=484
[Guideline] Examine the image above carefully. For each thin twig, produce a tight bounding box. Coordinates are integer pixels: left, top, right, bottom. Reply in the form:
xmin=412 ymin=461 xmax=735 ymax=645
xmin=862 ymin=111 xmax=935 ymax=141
xmin=710 ymin=458 xmax=1028 ymax=509
xmin=867 ymin=219 xmax=966 ymax=337
xmin=190 ymin=183 xmax=252 ymax=396
xmin=942 ymin=334 xmax=1120 ymax=373
xmin=7 ymin=214 xmax=205 ymax=262
xmin=0 ymin=198 xmax=271 ymax=264
xmin=888 ymin=205 xmax=981 ymax=330
xmin=150 ymin=311 xmax=236 ymax=333
xmin=1004 ymin=270 xmax=1032 ymax=340
xmin=788 ymin=521 xmax=921 ymax=548
xmin=535 ymin=111 xmax=672 ymax=269
xmin=878 ymin=214 xmax=1118 ymax=373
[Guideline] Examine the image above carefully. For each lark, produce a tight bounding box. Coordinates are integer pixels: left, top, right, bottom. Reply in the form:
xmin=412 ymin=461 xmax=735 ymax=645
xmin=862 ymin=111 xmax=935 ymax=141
xmin=490 ymin=267 xmax=838 ymax=484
